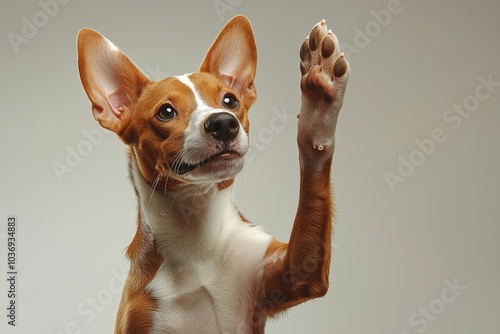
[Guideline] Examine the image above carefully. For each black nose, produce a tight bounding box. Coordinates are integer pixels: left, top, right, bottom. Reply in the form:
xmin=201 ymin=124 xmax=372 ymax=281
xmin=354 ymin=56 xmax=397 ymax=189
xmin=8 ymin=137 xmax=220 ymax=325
xmin=204 ymin=112 xmax=240 ymax=141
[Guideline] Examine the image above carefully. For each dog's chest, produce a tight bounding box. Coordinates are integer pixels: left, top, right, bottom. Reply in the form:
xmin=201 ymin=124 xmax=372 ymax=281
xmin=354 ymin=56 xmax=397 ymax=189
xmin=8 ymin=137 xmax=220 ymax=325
xmin=148 ymin=225 xmax=272 ymax=334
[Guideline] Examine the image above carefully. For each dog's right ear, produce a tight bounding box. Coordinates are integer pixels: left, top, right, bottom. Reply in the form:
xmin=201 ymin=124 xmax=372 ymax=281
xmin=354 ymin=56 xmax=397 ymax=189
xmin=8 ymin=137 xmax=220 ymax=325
xmin=77 ymin=29 xmax=150 ymax=133
xmin=199 ymin=15 xmax=257 ymax=109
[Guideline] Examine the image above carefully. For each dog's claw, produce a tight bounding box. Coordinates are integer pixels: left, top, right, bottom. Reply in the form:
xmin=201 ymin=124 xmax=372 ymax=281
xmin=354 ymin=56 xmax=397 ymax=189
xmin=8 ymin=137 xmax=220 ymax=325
xmin=333 ymin=54 xmax=348 ymax=78
xmin=299 ymin=19 xmax=349 ymax=98
xmin=308 ymin=22 xmax=325 ymax=51
xmin=300 ymin=40 xmax=310 ymax=61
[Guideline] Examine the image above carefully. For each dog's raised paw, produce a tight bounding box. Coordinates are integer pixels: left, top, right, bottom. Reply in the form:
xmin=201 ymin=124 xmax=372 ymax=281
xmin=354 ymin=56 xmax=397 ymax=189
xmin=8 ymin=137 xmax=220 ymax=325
xmin=300 ymin=20 xmax=349 ymax=103
xmin=298 ymin=19 xmax=350 ymax=154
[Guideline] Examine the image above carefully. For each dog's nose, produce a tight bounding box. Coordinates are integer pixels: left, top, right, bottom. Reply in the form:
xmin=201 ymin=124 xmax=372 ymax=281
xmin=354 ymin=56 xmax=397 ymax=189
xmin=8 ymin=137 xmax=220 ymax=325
xmin=204 ymin=112 xmax=240 ymax=141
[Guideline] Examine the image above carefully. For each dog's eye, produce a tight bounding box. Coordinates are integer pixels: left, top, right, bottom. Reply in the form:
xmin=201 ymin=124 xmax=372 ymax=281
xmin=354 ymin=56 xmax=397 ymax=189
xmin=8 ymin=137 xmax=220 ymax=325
xmin=157 ymin=104 xmax=177 ymax=121
xmin=222 ymin=94 xmax=239 ymax=109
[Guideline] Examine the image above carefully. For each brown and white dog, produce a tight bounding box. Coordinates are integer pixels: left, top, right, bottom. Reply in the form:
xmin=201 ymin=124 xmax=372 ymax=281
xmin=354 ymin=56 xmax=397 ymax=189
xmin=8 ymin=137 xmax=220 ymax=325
xmin=77 ymin=15 xmax=349 ymax=334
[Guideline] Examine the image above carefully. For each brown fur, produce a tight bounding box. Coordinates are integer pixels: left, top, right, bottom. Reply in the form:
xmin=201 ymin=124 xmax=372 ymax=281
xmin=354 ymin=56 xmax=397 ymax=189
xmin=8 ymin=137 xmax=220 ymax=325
xmin=77 ymin=15 xmax=339 ymax=333
xmin=261 ymin=159 xmax=333 ymax=316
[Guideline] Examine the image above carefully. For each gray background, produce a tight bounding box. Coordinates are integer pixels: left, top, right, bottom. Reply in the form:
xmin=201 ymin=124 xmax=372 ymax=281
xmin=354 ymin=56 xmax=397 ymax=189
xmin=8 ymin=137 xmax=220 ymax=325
xmin=1 ymin=0 xmax=499 ymax=333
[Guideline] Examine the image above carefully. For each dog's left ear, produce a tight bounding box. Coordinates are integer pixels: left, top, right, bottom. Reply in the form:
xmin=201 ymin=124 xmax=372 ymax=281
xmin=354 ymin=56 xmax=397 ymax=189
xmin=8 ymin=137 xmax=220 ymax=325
xmin=200 ymin=15 xmax=257 ymax=109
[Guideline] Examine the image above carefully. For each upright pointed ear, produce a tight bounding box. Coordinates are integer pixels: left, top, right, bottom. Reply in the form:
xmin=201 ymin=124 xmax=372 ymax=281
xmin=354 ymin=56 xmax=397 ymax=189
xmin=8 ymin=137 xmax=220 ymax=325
xmin=200 ymin=15 xmax=257 ymax=109
xmin=77 ymin=29 xmax=150 ymax=133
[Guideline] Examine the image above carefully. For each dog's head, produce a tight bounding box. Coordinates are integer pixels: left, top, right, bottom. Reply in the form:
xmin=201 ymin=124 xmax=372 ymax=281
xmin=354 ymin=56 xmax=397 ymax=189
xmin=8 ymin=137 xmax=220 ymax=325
xmin=77 ymin=16 xmax=257 ymax=190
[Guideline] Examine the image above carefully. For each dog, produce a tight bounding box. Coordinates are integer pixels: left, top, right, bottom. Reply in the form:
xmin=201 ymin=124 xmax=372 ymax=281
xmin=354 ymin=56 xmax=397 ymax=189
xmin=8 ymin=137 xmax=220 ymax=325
xmin=77 ymin=15 xmax=349 ymax=334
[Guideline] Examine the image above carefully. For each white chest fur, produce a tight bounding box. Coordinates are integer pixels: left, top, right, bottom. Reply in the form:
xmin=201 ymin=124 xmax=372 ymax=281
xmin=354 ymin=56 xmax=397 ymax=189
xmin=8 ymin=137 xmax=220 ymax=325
xmin=148 ymin=224 xmax=272 ymax=334
xmin=130 ymin=157 xmax=272 ymax=333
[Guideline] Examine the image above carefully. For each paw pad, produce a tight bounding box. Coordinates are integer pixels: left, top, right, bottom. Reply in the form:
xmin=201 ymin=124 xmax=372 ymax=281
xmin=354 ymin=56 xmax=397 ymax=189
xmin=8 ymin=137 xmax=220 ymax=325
xmin=300 ymin=20 xmax=350 ymax=102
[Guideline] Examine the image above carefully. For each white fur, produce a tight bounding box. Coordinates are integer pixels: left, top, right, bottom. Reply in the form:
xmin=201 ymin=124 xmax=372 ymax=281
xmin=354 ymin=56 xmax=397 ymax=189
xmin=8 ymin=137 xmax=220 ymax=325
xmin=175 ymin=74 xmax=207 ymax=110
xmin=129 ymin=75 xmax=272 ymax=333
xmin=175 ymin=74 xmax=249 ymax=183
xmin=130 ymin=157 xmax=272 ymax=333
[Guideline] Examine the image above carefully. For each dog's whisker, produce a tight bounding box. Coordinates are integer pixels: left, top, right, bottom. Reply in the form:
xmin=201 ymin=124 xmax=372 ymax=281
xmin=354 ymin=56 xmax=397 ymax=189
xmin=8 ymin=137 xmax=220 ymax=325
xmin=146 ymin=175 xmax=161 ymax=209
xmin=76 ymin=14 xmax=346 ymax=332
xmin=163 ymin=174 xmax=169 ymax=196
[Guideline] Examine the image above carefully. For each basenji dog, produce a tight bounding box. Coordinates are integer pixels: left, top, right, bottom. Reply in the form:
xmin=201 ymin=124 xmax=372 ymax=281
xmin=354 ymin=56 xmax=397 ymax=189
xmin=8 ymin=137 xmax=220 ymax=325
xmin=77 ymin=15 xmax=349 ymax=334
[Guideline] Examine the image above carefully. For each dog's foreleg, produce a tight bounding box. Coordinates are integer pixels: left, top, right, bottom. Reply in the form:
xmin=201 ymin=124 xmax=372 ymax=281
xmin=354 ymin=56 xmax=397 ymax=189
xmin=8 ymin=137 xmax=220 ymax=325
xmin=262 ymin=19 xmax=350 ymax=315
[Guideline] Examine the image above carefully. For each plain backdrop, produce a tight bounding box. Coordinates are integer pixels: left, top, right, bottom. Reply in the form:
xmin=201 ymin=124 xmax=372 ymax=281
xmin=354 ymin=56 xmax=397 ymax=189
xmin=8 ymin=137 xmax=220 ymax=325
xmin=1 ymin=0 xmax=499 ymax=333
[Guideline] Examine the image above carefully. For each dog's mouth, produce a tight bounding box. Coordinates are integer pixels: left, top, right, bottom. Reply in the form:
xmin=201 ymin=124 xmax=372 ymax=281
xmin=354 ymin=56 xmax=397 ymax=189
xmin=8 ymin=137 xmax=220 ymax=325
xmin=171 ymin=151 xmax=241 ymax=175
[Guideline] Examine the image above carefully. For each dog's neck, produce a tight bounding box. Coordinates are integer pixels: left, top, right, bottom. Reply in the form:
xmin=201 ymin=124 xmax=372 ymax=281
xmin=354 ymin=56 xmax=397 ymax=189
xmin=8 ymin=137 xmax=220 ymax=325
xmin=128 ymin=151 xmax=241 ymax=265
